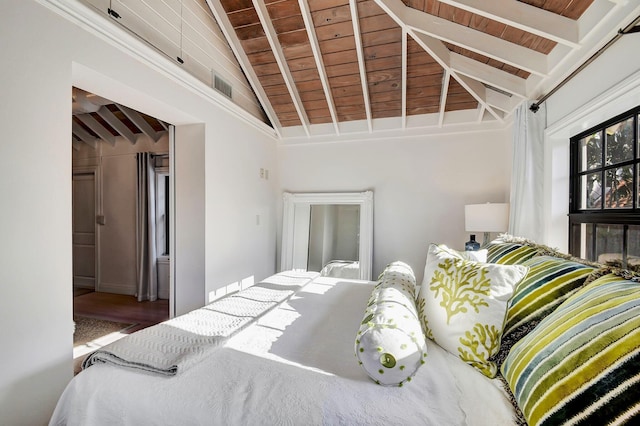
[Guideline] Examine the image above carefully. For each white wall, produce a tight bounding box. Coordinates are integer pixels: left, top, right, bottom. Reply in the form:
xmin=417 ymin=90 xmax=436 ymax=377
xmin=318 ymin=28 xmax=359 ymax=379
xmin=278 ymin=128 xmax=512 ymax=283
xmin=0 ymin=1 xmax=278 ymax=424
xmin=543 ymin=34 xmax=640 ymax=252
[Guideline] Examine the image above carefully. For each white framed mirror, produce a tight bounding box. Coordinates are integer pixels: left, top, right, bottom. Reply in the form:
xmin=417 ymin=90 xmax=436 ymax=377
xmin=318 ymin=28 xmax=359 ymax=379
xmin=281 ymin=191 xmax=374 ymax=280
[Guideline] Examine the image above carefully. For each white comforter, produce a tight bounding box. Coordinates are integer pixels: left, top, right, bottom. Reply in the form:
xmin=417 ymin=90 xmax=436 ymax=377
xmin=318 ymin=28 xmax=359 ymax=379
xmin=50 ymin=276 xmax=516 ymax=426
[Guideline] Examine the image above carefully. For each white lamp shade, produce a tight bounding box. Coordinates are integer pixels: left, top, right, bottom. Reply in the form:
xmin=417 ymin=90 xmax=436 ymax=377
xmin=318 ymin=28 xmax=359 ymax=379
xmin=465 ymin=203 xmax=509 ymax=233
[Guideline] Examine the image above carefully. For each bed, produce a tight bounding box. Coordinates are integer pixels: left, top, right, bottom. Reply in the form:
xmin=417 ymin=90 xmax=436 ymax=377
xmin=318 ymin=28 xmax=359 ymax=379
xmin=320 ymin=259 xmax=361 ymax=279
xmin=50 ymin=271 xmax=517 ymax=425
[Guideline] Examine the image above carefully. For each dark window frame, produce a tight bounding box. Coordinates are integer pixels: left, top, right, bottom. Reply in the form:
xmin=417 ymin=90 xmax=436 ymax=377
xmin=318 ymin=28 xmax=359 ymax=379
xmin=568 ymin=105 xmax=640 ymax=263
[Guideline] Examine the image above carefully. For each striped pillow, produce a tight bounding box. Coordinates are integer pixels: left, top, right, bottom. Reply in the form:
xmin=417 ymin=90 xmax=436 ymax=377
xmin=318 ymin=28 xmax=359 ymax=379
xmin=501 ymin=274 xmax=640 ymax=426
xmin=486 ymin=242 xmax=539 ymax=265
xmin=503 ymin=256 xmax=596 ymax=336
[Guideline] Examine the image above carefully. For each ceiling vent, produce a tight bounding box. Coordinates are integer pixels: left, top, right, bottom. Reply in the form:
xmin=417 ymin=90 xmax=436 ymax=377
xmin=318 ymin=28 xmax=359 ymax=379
xmin=214 ymin=74 xmax=233 ymax=100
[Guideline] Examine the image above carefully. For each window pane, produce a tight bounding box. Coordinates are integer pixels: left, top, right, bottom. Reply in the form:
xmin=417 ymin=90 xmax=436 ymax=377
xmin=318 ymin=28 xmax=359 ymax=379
xmin=581 ymin=172 xmax=602 ymax=209
xmin=605 ymin=166 xmax=633 ymax=208
xmin=573 ymin=222 xmax=593 ymax=260
xmin=595 ymin=224 xmax=624 ymax=265
xmin=578 ymin=131 xmax=601 ymax=171
xmin=629 ymin=225 xmax=640 ymax=272
xmin=605 ymin=117 xmax=634 ymax=165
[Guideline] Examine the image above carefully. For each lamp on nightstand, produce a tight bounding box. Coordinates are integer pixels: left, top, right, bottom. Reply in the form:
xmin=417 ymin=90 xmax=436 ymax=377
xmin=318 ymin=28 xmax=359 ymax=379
xmin=465 ymin=203 xmax=510 ymax=247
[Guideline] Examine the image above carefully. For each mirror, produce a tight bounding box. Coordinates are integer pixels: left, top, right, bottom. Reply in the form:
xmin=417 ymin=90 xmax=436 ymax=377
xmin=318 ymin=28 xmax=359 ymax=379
xmin=281 ymin=191 xmax=373 ymax=280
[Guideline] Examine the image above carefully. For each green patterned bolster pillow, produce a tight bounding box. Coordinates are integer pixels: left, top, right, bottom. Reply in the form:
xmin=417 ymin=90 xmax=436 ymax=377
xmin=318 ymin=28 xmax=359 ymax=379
xmin=501 ymin=274 xmax=640 ymax=426
xmin=355 ymin=262 xmax=427 ymax=386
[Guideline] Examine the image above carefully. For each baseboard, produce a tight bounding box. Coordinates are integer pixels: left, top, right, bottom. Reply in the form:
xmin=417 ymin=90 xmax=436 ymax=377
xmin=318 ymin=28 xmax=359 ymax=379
xmin=98 ymin=282 xmax=136 ymax=296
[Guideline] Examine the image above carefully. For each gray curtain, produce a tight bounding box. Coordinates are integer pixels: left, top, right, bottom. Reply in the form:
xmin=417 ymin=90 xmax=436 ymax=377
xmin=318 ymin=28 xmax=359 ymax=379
xmin=136 ymin=152 xmax=158 ymax=302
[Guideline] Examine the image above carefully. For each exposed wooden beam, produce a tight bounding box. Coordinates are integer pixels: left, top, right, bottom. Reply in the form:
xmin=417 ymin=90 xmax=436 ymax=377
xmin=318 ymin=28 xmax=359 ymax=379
xmin=72 ymin=122 xmax=98 ymax=149
xmin=374 ymin=0 xmax=548 ymax=76
xmin=96 ymin=106 xmax=138 ymax=145
xmin=116 ymin=104 xmax=160 ymax=142
xmin=72 ymin=136 xmax=81 ymax=151
xmin=350 ymin=0 xmax=373 ymax=133
xmin=298 ymin=0 xmax=340 ymax=135
xmin=438 ymin=71 xmax=450 ymax=127
xmin=76 ymin=113 xmax=116 ymax=146
xmin=409 ymin=31 xmax=502 ymax=122
xmin=204 ymin=0 xmax=282 ymax=138
xmin=450 ymin=53 xmax=527 ymax=98
xmin=252 ymin=0 xmax=310 ymax=137
xmin=437 ymin=0 xmax=580 ymax=48
xmin=485 ymin=88 xmax=517 ymax=113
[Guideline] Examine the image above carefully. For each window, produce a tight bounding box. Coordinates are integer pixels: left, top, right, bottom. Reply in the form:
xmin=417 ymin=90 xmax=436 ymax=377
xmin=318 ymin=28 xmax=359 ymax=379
xmin=569 ymin=106 xmax=640 ymax=270
xmin=155 ymin=170 xmax=170 ymax=256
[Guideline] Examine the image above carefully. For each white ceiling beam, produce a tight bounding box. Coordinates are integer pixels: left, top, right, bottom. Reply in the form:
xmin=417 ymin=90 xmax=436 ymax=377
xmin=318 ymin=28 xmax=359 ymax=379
xmin=409 ymin=31 xmax=502 ymax=122
xmin=76 ymin=113 xmax=116 ymax=146
xmin=374 ymin=0 xmax=548 ymax=76
xmin=252 ymin=0 xmax=310 ymax=137
xmin=116 ymin=104 xmax=161 ymax=142
xmin=485 ymin=88 xmax=517 ymax=113
xmin=477 ymin=104 xmax=486 ymax=123
xmin=450 ymin=52 xmax=527 ymax=98
xmin=72 ymin=122 xmax=98 ymax=149
xmin=298 ymin=0 xmax=340 ymax=135
xmin=72 ymin=137 xmax=82 ymax=151
xmin=96 ymin=106 xmax=138 ymax=145
xmin=437 ymin=0 xmax=580 ymax=48
xmin=204 ymin=0 xmax=282 ymax=139
xmin=438 ymin=71 xmax=450 ymax=127
xmin=350 ymin=0 xmax=373 ymax=133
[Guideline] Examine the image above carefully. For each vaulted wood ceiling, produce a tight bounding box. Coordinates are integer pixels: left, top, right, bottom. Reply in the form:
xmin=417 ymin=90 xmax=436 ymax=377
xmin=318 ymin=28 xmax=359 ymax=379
xmin=72 ymin=88 xmax=168 ymax=150
xmin=74 ymin=0 xmax=639 ymax=142
xmin=200 ymin=0 xmax=638 ymax=140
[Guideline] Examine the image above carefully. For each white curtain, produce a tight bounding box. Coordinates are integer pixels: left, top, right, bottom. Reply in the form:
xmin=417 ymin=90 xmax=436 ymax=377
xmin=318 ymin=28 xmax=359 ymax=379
xmin=509 ymin=101 xmax=546 ymax=242
xmin=136 ymin=152 xmax=158 ymax=302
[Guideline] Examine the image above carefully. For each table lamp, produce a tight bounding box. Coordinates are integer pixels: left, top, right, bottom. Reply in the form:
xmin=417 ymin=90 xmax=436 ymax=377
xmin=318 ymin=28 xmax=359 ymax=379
xmin=464 ymin=203 xmax=509 ymax=247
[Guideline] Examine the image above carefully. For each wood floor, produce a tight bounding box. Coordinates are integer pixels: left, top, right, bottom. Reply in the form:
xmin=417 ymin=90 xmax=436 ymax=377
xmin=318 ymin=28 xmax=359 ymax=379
xmin=73 ymin=291 xmax=169 ymax=333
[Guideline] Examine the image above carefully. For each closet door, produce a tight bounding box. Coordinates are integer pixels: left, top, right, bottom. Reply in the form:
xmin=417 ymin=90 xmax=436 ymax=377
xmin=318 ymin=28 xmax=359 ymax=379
xmin=72 ymin=172 xmax=96 ymax=289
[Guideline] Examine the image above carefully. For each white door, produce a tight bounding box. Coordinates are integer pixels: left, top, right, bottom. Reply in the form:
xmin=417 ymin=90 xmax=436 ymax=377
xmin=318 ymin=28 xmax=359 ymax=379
xmin=72 ymin=172 xmax=96 ymax=289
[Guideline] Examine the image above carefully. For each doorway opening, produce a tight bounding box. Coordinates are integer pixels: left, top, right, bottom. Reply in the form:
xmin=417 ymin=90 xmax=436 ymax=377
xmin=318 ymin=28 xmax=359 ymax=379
xmin=71 ymin=87 xmax=171 ymax=370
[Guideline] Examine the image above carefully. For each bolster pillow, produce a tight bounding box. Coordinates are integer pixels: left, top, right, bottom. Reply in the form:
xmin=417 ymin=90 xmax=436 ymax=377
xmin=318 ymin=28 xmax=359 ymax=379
xmin=355 ymin=262 xmax=427 ymax=386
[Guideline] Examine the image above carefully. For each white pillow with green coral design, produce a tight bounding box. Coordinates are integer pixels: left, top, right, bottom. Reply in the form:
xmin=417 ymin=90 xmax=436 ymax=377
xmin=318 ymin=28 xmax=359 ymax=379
xmin=417 ymin=244 xmax=527 ymax=378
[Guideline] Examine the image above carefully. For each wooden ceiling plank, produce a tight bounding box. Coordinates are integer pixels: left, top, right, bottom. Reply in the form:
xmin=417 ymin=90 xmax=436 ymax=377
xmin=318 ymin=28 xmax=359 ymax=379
xmin=116 ymin=105 xmax=161 ymax=142
xmin=206 ymin=0 xmax=282 ymax=136
xmin=72 ymin=122 xmax=98 ymax=149
xmin=437 ymin=0 xmax=579 ymax=47
xmin=375 ymin=0 xmax=548 ymax=76
xmin=450 ymin=52 xmax=527 ymax=98
xmin=252 ymin=0 xmax=311 ymax=136
xmin=350 ymin=0 xmax=373 ymax=132
xmin=76 ymin=113 xmax=116 ymax=146
xmin=299 ymin=0 xmax=341 ymax=134
xmin=401 ymin=28 xmax=407 ymax=128
xmin=96 ymin=106 xmax=138 ymax=145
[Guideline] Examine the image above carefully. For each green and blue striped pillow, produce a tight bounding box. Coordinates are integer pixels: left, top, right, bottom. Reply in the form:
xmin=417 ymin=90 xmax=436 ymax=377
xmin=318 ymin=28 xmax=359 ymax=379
xmin=501 ymin=273 xmax=640 ymax=426
xmin=504 ymin=256 xmax=596 ymax=336
xmin=486 ymin=242 xmax=539 ymax=265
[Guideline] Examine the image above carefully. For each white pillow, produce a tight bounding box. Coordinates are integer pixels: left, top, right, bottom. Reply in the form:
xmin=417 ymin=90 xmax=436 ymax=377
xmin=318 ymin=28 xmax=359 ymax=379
xmin=416 ymin=244 xmax=527 ymax=377
xmin=355 ymin=262 xmax=426 ymax=386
